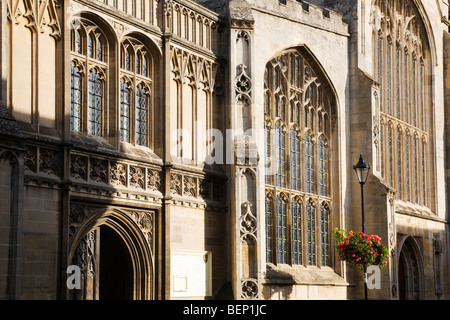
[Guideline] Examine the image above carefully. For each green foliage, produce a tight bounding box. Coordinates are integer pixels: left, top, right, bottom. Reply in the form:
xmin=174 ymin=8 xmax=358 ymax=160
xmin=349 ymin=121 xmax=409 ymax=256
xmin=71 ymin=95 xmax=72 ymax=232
xmin=333 ymin=228 xmax=389 ymax=270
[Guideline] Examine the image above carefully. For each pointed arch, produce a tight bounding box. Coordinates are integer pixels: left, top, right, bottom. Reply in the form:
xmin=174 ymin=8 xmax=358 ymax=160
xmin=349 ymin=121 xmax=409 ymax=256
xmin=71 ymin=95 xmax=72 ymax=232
xmin=397 ymin=236 xmax=425 ymax=299
xmin=68 ymin=208 xmax=154 ymax=300
xmin=264 ymin=45 xmax=338 ymax=268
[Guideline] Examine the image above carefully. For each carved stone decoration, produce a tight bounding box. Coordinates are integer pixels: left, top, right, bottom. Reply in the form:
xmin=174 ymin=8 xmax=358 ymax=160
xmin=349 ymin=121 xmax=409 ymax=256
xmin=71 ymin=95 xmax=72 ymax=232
xmin=8 ymin=0 xmax=61 ymax=38
xmin=71 ymin=228 xmax=98 ymax=299
xmin=199 ymin=179 xmax=211 ymax=199
xmin=39 ymin=148 xmax=58 ymax=175
xmin=110 ymin=162 xmax=127 ymax=186
xmin=69 ymin=204 xmax=93 ymax=242
xmin=89 ymin=158 xmax=108 ymax=183
xmin=240 ymin=201 xmax=257 ymax=244
xmin=241 ymin=279 xmax=259 ymax=299
xmin=235 ymin=63 xmax=252 ymax=105
xmin=184 ymin=176 xmax=197 ymax=197
xmin=70 ymin=154 xmax=88 ymax=180
xmin=147 ymin=169 xmax=161 ymax=192
xmin=130 ymin=166 xmax=145 ymax=189
xmin=24 ymin=146 xmax=37 ymax=173
xmin=128 ymin=211 xmax=154 ymax=251
xmin=170 ymin=174 xmax=182 ymax=195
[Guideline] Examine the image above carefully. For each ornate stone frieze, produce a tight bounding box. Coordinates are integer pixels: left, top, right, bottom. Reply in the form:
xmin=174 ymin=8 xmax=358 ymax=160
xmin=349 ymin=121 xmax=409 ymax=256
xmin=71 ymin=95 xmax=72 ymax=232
xmin=170 ymin=174 xmax=182 ymax=195
xmin=184 ymin=176 xmax=197 ymax=197
xmin=130 ymin=166 xmax=146 ymax=189
xmin=70 ymin=154 xmax=88 ymax=180
xmin=110 ymin=162 xmax=127 ymax=187
xmin=89 ymin=158 xmax=108 ymax=183
xmin=39 ymin=148 xmax=59 ymax=176
xmin=69 ymin=152 xmax=162 ymax=194
xmin=169 ymin=172 xmax=226 ymax=205
xmin=24 ymin=146 xmax=37 ymax=173
xmin=147 ymin=169 xmax=161 ymax=192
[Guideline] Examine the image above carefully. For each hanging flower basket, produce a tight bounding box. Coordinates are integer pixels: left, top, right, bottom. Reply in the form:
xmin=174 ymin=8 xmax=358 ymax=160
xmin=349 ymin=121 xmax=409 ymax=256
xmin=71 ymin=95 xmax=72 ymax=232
xmin=333 ymin=228 xmax=389 ymax=271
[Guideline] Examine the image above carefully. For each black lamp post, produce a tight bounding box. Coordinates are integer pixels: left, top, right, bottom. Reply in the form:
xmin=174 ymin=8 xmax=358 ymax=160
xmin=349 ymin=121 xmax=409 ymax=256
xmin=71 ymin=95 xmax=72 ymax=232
xmin=353 ymin=154 xmax=370 ymax=300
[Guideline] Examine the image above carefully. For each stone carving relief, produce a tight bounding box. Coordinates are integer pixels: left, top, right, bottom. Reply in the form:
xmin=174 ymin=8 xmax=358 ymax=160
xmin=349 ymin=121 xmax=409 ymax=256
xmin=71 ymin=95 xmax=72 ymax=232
xmin=130 ymin=166 xmax=145 ymax=189
xmin=110 ymin=162 xmax=127 ymax=187
xmin=24 ymin=146 xmax=37 ymax=173
xmin=89 ymin=158 xmax=108 ymax=183
xmin=68 ymin=152 xmax=163 ymax=195
xmin=240 ymin=201 xmax=257 ymax=244
xmin=170 ymin=174 xmax=182 ymax=195
xmin=147 ymin=169 xmax=161 ymax=192
xmin=235 ymin=63 xmax=252 ymax=106
xmin=241 ymin=279 xmax=259 ymax=299
xmin=168 ymin=172 xmax=225 ymax=204
xmin=39 ymin=148 xmax=59 ymax=176
xmin=70 ymin=154 xmax=88 ymax=180
xmin=69 ymin=204 xmax=154 ymax=250
xmin=184 ymin=176 xmax=197 ymax=197
xmin=7 ymin=0 xmax=61 ymax=38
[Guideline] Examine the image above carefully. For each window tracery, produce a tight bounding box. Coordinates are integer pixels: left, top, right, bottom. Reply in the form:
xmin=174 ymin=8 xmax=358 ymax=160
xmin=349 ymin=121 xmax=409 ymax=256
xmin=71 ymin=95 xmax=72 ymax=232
xmin=70 ymin=19 xmax=107 ymax=137
xmin=264 ymin=49 xmax=333 ymax=267
xmin=120 ymin=38 xmax=153 ymax=148
xmin=373 ymin=0 xmax=432 ymax=208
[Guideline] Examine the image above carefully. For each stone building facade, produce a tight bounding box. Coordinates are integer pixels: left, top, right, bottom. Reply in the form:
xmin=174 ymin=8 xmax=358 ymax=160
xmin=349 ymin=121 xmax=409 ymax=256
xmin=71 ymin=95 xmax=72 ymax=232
xmin=0 ymin=0 xmax=449 ymax=300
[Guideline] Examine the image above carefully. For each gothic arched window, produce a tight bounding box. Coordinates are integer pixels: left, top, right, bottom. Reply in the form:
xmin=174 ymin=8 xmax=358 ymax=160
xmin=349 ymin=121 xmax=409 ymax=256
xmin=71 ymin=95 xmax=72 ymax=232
xmin=70 ymin=19 xmax=107 ymax=137
xmin=374 ymin=0 xmax=432 ymax=209
xmin=70 ymin=62 xmax=82 ymax=132
xmin=120 ymin=38 xmax=153 ymax=148
xmin=120 ymin=78 xmax=131 ymax=143
xmin=264 ymin=49 xmax=334 ymax=267
xmin=88 ymin=68 xmax=103 ymax=136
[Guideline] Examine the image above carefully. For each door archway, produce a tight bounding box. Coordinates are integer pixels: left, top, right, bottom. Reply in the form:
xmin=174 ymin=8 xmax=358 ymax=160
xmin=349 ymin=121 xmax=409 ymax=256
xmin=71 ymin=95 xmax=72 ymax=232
xmin=68 ymin=209 xmax=154 ymax=300
xmin=397 ymin=236 xmax=424 ymax=300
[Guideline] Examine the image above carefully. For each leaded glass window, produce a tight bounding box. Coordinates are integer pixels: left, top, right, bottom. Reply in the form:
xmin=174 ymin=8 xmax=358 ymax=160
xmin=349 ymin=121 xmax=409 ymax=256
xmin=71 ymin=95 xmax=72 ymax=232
xmin=388 ymin=125 xmax=393 ymax=186
xmin=319 ymin=138 xmax=327 ymax=196
xmin=406 ymin=134 xmax=410 ymax=202
xmin=276 ymin=197 xmax=287 ymax=264
xmin=88 ymin=34 xmax=94 ymax=59
xmin=265 ymin=195 xmax=273 ymax=263
xmin=75 ymin=29 xmax=82 ymax=54
xmin=397 ymin=129 xmax=402 ymax=197
xmin=120 ymin=79 xmax=131 ymax=143
xmin=374 ymin=0 xmax=432 ymax=208
xmin=136 ymin=84 xmax=148 ymax=146
xmin=305 ymin=134 xmax=314 ymax=194
xmin=120 ymin=39 xmax=153 ymax=148
xmin=88 ymin=69 xmax=103 ymax=136
xmin=265 ymin=122 xmax=271 ymax=184
xmin=125 ymin=48 xmax=131 ymax=71
xmin=290 ymin=130 xmax=300 ymax=190
xmin=306 ymin=203 xmax=315 ymax=266
xmin=96 ymin=38 xmax=103 ymax=61
xmin=291 ymin=200 xmax=302 ymax=265
xmin=70 ymin=20 xmax=107 ymax=137
xmin=143 ymin=56 xmax=148 ymax=78
xmin=320 ymin=204 xmax=329 ymax=266
xmin=275 ymin=124 xmax=285 ymax=188
xmin=70 ymin=63 xmax=82 ymax=132
xmin=264 ymin=49 xmax=333 ymax=267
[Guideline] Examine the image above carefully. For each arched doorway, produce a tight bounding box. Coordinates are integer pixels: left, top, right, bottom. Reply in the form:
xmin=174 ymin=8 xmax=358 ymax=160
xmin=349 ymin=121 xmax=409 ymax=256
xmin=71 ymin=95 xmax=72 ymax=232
xmin=99 ymin=225 xmax=133 ymax=300
xmin=68 ymin=209 xmax=154 ymax=300
xmin=397 ymin=236 xmax=424 ymax=300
